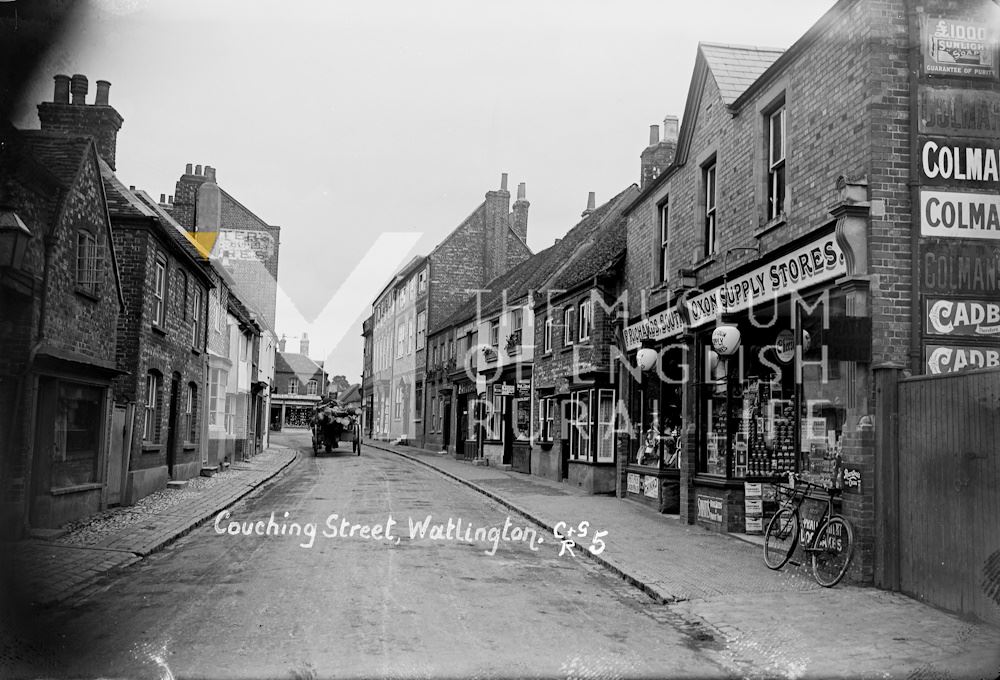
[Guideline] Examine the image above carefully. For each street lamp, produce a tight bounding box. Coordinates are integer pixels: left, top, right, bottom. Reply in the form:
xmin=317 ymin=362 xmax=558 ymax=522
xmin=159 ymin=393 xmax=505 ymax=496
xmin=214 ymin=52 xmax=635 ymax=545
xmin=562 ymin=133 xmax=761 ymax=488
xmin=0 ymin=204 xmax=31 ymax=271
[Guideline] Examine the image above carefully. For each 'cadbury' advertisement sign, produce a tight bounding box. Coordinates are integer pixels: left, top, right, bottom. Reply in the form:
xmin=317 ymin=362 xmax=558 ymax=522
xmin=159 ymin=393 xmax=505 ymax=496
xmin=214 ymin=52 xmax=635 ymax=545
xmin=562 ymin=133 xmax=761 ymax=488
xmin=925 ymin=297 xmax=1000 ymax=337
xmin=925 ymin=343 xmax=1000 ymax=374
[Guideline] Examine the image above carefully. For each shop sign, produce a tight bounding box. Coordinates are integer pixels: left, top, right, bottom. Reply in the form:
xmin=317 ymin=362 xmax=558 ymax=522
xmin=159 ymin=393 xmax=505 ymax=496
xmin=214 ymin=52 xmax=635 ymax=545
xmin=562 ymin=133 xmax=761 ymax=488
xmin=627 ymin=473 xmax=641 ymax=494
xmin=643 ymin=475 xmax=659 ymax=499
xmin=457 ymin=382 xmax=478 ymax=395
xmin=623 ymin=307 xmax=685 ymax=350
xmin=516 ymin=381 xmax=531 ymax=397
xmin=921 ymin=242 xmax=1000 ymax=294
xmin=921 ymin=16 xmax=999 ymax=80
xmin=684 ymin=234 xmax=847 ymax=328
xmin=745 ymin=515 xmax=763 ymax=534
xmin=919 ymin=88 xmax=1000 ymax=137
xmin=745 ymin=498 xmax=763 ymax=515
xmin=925 ymin=342 xmax=1000 ymax=374
xmin=744 ymin=482 xmax=762 ymax=498
xmin=697 ymin=495 xmax=723 ymax=523
xmin=925 ymin=297 xmax=1000 ymax=336
xmin=919 ymin=137 xmax=1000 ymax=189
xmin=920 ymin=190 xmax=1000 ymax=240
xmin=498 ymin=383 xmax=515 ymax=396
xmin=842 ymin=469 xmax=861 ymax=491
xmin=774 ymin=329 xmax=796 ymax=363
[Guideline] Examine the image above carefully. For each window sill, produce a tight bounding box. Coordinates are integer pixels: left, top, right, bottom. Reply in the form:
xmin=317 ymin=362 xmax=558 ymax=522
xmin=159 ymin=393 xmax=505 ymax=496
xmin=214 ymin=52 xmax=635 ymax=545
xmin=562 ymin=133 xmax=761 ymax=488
xmin=690 ymin=256 xmax=716 ymax=273
xmin=191 ymin=347 xmax=202 ymax=356
xmin=567 ymin=459 xmax=616 ymax=467
xmin=74 ymin=287 xmax=100 ymax=302
xmin=182 ymin=444 xmax=197 ymax=452
xmin=142 ymin=443 xmax=162 ymax=454
xmin=693 ymin=473 xmax=744 ymax=488
xmin=151 ymin=325 xmax=167 ymax=337
xmin=538 ymin=441 xmax=554 ymax=449
xmin=754 ymin=213 xmax=787 ymax=238
xmin=50 ymin=482 xmax=102 ymax=496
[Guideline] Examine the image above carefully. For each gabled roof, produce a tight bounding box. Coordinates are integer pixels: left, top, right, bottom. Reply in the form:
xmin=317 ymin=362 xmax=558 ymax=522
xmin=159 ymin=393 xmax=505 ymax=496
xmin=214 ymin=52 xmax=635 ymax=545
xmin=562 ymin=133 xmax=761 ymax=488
xmin=433 ymin=185 xmax=637 ymax=331
xmin=275 ymin=351 xmax=325 ymax=379
xmin=699 ymin=43 xmax=784 ymax=106
xmin=102 ymin=165 xmax=214 ymax=287
xmin=13 ymin=131 xmax=126 ymax=308
xmin=338 ymin=383 xmax=361 ymax=404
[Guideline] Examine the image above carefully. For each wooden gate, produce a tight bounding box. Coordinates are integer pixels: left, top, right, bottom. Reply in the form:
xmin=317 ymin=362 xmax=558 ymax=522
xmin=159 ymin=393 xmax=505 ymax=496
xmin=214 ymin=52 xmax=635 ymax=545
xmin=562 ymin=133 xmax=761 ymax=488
xmin=106 ymin=404 xmax=133 ymax=506
xmin=895 ymin=367 xmax=1000 ymax=625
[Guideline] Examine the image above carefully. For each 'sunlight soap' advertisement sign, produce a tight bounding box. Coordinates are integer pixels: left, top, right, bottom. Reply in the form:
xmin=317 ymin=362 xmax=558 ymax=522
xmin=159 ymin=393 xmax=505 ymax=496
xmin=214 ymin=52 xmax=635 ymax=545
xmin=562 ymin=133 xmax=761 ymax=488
xmin=921 ymin=16 xmax=999 ymax=79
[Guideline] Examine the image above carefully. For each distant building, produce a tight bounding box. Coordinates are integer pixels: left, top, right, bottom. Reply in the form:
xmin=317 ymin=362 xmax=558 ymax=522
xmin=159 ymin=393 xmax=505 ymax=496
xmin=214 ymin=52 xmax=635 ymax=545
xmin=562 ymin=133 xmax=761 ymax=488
xmin=270 ymin=334 xmax=328 ymax=429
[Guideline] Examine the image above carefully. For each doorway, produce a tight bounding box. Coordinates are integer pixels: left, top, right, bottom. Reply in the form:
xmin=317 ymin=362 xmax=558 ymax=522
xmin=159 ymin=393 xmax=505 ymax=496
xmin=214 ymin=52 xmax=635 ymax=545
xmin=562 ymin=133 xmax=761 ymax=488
xmin=442 ymin=400 xmax=451 ymax=450
xmin=166 ymin=375 xmax=180 ymax=478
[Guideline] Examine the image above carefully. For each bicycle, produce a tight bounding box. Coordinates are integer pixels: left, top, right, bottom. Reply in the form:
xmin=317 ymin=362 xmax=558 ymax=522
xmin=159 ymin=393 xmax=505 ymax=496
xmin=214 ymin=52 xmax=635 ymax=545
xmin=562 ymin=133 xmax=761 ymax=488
xmin=762 ymin=472 xmax=855 ymax=587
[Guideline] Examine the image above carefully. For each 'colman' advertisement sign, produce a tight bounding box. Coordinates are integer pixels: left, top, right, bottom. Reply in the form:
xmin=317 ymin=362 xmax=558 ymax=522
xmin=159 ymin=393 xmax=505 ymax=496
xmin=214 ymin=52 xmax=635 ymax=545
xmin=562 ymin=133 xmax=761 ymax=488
xmin=925 ymin=343 xmax=1000 ymax=374
xmin=922 ymin=16 xmax=999 ymax=79
xmin=920 ymin=190 xmax=1000 ymax=240
xmin=919 ymin=137 xmax=1000 ymax=189
xmin=925 ymin=297 xmax=1000 ymax=337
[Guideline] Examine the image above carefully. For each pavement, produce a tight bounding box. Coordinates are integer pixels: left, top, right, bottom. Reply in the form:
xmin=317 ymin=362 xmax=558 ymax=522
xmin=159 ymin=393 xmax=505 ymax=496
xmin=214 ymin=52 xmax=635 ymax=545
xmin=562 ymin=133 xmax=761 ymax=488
xmin=2 ymin=436 xmax=997 ymax=679
xmin=1 ymin=446 xmax=298 ymax=607
xmin=364 ymin=439 xmax=1000 ymax=680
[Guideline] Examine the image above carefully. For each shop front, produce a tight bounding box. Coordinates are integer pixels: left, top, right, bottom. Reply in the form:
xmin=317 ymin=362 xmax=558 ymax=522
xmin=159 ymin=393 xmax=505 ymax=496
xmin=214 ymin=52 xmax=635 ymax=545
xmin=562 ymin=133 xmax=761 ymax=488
xmin=481 ymin=370 xmax=532 ymax=470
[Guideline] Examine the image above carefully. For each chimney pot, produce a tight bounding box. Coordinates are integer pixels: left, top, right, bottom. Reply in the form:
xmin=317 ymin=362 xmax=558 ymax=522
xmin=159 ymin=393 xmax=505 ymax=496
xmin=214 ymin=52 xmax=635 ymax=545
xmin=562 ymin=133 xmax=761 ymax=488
xmin=648 ymin=124 xmax=660 ymax=146
xmin=129 ymin=185 xmax=135 ymax=191
xmin=168 ymin=195 xmax=174 ymax=204
xmin=582 ymin=191 xmax=596 ymax=216
xmin=185 ymin=163 xmax=193 ymax=175
xmin=516 ymin=182 xmax=526 ymax=201
xmin=53 ymin=74 xmax=70 ymax=103
xmin=70 ymin=74 xmax=88 ymax=105
xmin=160 ymin=193 xmax=166 ymax=203
xmin=663 ymin=115 xmax=679 ymax=143
xmin=195 ymin=164 xmax=202 ymax=175
xmin=95 ymin=80 xmax=111 ymax=105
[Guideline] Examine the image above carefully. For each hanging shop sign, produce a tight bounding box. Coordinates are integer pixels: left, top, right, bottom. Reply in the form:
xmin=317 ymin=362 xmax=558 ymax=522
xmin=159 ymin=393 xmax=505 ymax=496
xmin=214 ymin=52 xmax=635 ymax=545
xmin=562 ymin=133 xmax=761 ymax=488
xmin=920 ymin=190 xmax=1000 ymax=240
xmin=684 ymin=234 xmax=847 ymax=328
xmin=921 ymin=242 xmax=1000 ymax=294
xmin=919 ymin=137 xmax=1000 ymax=189
xmin=921 ymin=16 xmax=999 ymax=80
xmin=925 ymin=297 xmax=1000 ymax=336
xmin=515 ymin=381 xmax=531 ymax=398
xmin=498 ymin=383 xmax=515 ymax=396
xmin=925 ymin=342 xmax=1000 ymax=374
xmin=696 ymin=495 xmax=723 ymax=524
xmin=623 ymin=307 xmax=685 ymax=350
xmin=919 ymin=88 xmax=1000 ymax=137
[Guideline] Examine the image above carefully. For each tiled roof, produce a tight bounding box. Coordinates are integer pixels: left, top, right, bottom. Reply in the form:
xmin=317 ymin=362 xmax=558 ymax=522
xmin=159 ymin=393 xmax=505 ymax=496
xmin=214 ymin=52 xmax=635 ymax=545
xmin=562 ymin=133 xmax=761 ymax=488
xmin=15 ymin=131 xmax=91 ymax=189
xmin=434 ymin=185 xmax=637 ymax=331
xmin=699 ymin=42 xmax=785 ymax=105
xmin=276 ymin=351 xmax=325 ymax=380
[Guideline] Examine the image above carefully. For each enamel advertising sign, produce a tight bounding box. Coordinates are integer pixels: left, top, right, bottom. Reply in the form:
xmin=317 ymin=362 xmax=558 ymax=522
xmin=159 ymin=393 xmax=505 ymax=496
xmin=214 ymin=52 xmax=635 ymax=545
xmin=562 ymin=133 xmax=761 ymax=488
xmin=920 ymin=190 xmax=1000 ymax=241
xmin=925 ymin=297 xmax=1000 ymax=337
xmin=925 ymin=343 xmax=1000 ymax=374
xmin=922 ymin=16 xmax=999 ymax=79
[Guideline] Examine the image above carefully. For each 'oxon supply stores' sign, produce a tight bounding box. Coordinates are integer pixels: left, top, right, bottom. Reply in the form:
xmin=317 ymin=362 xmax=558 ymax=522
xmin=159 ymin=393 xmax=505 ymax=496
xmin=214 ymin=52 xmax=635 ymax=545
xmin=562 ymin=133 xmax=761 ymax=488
xmin=623 ymin=233 xmax=847 ymax=350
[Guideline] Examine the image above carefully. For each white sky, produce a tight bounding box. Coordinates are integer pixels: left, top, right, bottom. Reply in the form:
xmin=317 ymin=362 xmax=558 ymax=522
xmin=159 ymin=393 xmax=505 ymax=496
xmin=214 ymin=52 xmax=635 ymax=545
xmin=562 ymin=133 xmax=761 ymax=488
xmin=14 ymin=0 xmax=835 ymax=382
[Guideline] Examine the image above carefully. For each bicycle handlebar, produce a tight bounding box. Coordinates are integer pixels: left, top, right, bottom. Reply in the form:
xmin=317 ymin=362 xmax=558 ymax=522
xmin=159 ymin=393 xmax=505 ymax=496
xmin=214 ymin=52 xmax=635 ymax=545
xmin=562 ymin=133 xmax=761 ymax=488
xmin=770 ymin=471 xmax=842 ymax=497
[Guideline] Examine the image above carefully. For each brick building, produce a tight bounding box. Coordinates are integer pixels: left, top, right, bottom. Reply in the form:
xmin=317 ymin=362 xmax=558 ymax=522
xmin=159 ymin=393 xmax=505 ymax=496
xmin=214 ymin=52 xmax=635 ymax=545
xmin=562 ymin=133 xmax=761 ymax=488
xmin=0 ymin=90 xmax=125 ymax=534
xmin=270 ymin=334 xmax=329 ymax=429
xmin=366 ymin=173 xmax=532 ymax=445
xmin=361 ymin=315 xmax=374 ymax=438
xmin=618 ymin=0 xmax=1000 ymax=595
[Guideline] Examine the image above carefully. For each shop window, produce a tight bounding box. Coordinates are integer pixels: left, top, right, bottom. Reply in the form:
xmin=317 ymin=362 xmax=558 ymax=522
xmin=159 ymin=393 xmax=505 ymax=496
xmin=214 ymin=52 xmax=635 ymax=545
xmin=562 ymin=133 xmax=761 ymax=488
xmin=543 ymin=316 xmax=552 ymax=353
xmin=514 ymin=396 xmax=531 ymax=441
xmin=51 ymin=382 xmax=103 ymax=488
xmin=153 ymin=258 xmax=167 ymax=327
xmin=75 ymin=230 xmax=102 ymax=296
xmin=568 ymin=390 xmax=592 ymax=461
xmin=703 ymin=162 xmax=717 ymax=258
xmin=563 ymin=306 xmax=573 ymax=346
xmin=578 ymin=299 xmax=592 ymax=342
xmin=143 ymin=372 xmax=161 ymax=442
xmin=767 ymin=105 xmax=786 ymax=221
xmin=629 ymin=373 xmax=682 ymax=469
xmin=657 ymin=199 xmax=670 ymax=284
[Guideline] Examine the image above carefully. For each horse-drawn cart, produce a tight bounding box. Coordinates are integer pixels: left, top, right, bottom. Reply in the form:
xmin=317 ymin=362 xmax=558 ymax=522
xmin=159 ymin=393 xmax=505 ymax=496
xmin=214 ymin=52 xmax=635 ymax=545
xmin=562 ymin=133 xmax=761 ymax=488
xmin=310 ymin=400 xmax=360 ymax=455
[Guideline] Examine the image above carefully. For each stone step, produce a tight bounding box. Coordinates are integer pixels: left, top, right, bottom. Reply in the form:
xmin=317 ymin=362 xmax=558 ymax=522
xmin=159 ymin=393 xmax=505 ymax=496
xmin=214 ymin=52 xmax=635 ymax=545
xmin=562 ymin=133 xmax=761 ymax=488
xmin=200 ymin=466 xmax=219 ymax=477
xmin=166 ymin=480 xmax=188 ymax=490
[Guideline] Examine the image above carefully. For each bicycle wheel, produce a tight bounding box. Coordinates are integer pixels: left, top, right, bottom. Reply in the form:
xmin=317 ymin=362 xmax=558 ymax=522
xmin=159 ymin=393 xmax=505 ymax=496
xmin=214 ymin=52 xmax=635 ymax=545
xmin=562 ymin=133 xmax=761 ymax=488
xmin=763 ymin=508 xmax=799 ymax=569
xmin=811 ymin=516 xmax=855 ymax=587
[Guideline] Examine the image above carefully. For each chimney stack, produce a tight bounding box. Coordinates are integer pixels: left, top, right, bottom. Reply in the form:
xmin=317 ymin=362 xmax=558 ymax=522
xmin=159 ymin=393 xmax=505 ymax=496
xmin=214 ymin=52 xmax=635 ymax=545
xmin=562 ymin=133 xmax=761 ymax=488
xmin=500 ymin=173 xmax=508 ymax=192
xmin=53 ymin=74 xmax=70 ymax=103
xmin=195 ymin=164 xmax=202 ymax=176
xmin=279 ymin=334 xmax=287 ymax=353
xmin=185 ymin=163 xmax=193 ymax=175
xmin=582 ymin=191 xmax=596 ymax=217
xmin=511 ymin=181 xmax=529 ymax=243
xmin=38 ymin=73 xmax=124 ymax=170
xmin=95 ymin=80 xmax=111 ymax=106
xmin=640 ymin=114 xmax=679 ymax=189
xmin=204 ymin=166 xmax=216 ymax=183
xmin=300 ymin=333 xmax=310 ymax=357
xmin=160 ymin=193 xmax=166 ymax=203
xmin=70 ymin=74 xmax=87 ymax=104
